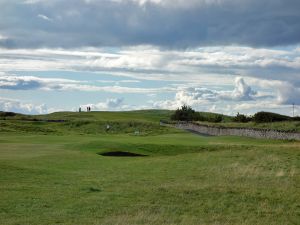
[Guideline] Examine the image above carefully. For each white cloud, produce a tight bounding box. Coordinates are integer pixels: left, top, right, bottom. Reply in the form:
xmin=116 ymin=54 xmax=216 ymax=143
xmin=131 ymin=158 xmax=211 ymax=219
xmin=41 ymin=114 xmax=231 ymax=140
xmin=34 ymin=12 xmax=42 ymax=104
xmin=151 ymin=77 xmax=271 ymax=111
xmin=1 ymin=46 xmax=299 ymax=84
xmin=0 ymin=45 xmax=299 ymax=115
xmin=0 ymin=97 xmax=48 ymax=114
xmin=37 ymin=14 xmax=53 ymax=22
xmin=178 ymin=77 xmax=258 ymax=104
xmin=0 ymin=34 xmax=8 ymax=41
xmin=248 ymin=78 xmax=300 ymax=105
xmin=80 ymin=98 xmax=132 ymax=111
xmin=0 ymin=73 xmax=173 ymax=93
xmin=231 ymin=77 xmax=256 ymax=101
xmin=275 ymin=83 xmax=300 ymax=105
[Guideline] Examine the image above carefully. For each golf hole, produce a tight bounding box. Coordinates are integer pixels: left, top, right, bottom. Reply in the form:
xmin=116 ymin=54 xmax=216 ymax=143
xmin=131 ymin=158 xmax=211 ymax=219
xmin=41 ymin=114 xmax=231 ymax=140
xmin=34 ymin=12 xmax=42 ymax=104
xmin=99 ymin=151 xmax=147 ymax=157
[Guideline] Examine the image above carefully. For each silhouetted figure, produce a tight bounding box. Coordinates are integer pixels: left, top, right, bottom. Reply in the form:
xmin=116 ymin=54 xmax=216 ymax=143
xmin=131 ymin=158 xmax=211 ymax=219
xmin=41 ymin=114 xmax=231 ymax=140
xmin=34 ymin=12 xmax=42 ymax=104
xmin=79 ymin=107 xmax=81 ymax=112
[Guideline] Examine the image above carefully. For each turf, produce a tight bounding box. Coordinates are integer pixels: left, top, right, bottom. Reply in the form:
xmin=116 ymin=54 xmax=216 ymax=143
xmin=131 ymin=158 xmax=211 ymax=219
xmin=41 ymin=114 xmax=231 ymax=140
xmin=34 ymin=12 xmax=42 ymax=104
xmin=0 ymin=111 xmax=299 ymax=225
xmin=2 ymin=109 xmax=300 ymax=132
xmin=195 ymin=121 xmax=300 ymax=132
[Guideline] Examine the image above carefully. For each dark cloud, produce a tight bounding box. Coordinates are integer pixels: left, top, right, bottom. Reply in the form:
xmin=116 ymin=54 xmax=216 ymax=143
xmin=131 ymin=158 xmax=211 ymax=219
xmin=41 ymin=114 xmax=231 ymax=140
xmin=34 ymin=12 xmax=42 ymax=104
xmin=0 ymin=0 xmax=300 ymax=49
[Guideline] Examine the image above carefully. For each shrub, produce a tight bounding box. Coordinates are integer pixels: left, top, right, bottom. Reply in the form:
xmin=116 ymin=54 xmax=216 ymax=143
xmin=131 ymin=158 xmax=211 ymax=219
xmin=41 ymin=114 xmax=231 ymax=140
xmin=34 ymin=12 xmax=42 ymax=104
xmin=171 ymin=106 xmax=224 ymax=122
xmin=0 ymin=111 xmax=17 ymax=117
xmin=293 ymin=116 xmax=300 ymax=121
xmin=233 ymin=113 xmax=251 ymax=123
xmin=171 ymin=105 xmax=197 ymax=121
xmin=253 ymin=111 xmax=290 ymax=123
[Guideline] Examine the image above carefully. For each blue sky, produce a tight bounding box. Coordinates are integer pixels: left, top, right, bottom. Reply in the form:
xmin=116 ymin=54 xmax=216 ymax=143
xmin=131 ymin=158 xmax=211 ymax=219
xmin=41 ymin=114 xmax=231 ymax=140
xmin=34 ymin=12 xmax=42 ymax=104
xmin=0 ymin=0 xmax=300 ymax=115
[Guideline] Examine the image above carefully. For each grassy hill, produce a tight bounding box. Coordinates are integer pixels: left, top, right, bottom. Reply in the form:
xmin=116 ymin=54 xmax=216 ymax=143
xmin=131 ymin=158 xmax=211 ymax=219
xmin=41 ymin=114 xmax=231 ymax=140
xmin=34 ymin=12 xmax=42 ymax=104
xmin=37 ymin=110 xmax=173 ymax=122
xmin=0 ymin=110 xmax=177 ymax=135
xmin=1 ymin=110 xmax=300 ymax=134
xmin=0 ymin=110 xmax=172 ymax=122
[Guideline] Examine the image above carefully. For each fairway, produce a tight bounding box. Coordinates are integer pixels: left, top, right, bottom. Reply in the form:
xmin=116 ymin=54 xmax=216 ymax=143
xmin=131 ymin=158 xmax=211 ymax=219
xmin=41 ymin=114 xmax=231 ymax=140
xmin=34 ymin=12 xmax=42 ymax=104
xmin=0 ymin=113 xmax=299 ymax=225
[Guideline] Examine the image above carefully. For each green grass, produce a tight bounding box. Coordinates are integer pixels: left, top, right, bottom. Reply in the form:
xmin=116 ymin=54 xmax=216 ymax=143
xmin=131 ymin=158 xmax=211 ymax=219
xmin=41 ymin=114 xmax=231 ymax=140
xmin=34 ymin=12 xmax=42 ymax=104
xmin=36 ymin=110 xmax=173 ymax=122
xmin=0 ymin=111 xmax=299 ymax=225
xmin=2 ymin=109 xmax=300 ymax=132
xmin=195 ymin=121 xmax=300 ymax=132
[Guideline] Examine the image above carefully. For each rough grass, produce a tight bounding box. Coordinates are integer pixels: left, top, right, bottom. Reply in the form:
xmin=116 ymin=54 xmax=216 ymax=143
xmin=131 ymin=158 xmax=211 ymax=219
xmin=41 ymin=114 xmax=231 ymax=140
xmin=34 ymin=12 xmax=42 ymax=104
xmin=0 ymin=131 xmax=299 ymax=225
xmin=36 ymin=110 xmax=173 ymax=123
xmin=195 ymin=121 xmax=300 ymax=132
xmin=0 ymin=119 xmax=178 ymax=135
xmin=1 ymin=110 xmax=300 ymax=132
xmin=0 ymin=110 xmax=180 ymax=135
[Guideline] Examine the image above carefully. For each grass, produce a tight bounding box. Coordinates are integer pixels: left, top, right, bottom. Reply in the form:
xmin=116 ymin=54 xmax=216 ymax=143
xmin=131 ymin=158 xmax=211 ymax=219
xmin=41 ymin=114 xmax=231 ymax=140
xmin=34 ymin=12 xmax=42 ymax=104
xmin=2 ymin=109 xmax=300 ymax=132
xmin=0 ymin=110 xmax=299 ymax=225
xmin=194 ymin=121 xmax=300 ymax=132
xmin=36 ymin=110 xmax=173 ymax=122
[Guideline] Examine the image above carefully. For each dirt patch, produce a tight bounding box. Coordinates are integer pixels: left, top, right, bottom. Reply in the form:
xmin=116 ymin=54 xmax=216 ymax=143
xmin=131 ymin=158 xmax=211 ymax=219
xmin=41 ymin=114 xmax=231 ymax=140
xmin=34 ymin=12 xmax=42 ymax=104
xmin=99 ymin=151 xmax=147 ymax=157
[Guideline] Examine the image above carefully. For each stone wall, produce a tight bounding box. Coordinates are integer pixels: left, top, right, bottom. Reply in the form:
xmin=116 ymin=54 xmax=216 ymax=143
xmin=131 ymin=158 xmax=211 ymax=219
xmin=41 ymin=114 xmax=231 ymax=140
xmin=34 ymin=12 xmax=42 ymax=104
xmin=161 ymin=122 xmax=300 ymax=141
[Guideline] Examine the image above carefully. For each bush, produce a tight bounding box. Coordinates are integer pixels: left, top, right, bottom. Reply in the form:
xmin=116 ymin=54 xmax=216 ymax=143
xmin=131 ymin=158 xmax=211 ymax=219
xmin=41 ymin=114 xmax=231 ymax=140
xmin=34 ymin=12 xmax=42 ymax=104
xmin=293 ymin=116 xmax=300 ymax=121
xmin=253 ymin=111 xmax=290 ymax=123
xmin=170 ymin=106 xmax=223 ymax=123
xmin=0 ymin=111 xmax=17 ymax=117
xmin=171 ymin=105 xmax=197 ymax=121
xmin=233 ymin=113 xmax=251 ymax=123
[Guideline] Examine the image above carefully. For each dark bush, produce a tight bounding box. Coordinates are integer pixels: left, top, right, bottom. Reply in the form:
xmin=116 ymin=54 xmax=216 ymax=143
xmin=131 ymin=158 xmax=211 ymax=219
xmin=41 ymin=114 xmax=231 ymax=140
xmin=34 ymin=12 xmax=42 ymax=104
xmin=293 ymin=116 xmax=300 ymax=121
xmin=253 ymin=111 xmax=291 ymax=123
xmin=171 ymin=105 xmax=197 ymax=121
xmin=233 ymin=113 xmax=251 ymax=123
xmin=0 ymin=111 xmax=17 ymax=117
xmin=171 ymin=105 xmax=224 ymax=122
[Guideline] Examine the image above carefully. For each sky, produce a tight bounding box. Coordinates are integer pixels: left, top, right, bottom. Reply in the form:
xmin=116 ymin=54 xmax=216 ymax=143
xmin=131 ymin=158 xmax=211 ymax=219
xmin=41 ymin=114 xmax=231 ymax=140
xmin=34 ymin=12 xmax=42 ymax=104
xmin=0 ymin=0 xmax=300 ymax=115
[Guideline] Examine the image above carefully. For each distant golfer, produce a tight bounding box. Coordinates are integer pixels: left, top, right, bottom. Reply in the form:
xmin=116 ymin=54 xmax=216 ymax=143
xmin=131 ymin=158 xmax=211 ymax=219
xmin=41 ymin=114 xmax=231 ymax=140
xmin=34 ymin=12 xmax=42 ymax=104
xmin=79 ymin=107 xmax=81 ymax=112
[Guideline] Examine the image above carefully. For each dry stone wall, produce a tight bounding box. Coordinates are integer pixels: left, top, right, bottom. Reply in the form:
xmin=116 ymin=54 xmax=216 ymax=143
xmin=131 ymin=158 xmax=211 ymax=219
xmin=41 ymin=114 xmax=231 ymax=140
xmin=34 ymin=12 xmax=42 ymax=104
xmin=162 ymin=122 xmax=300 ymax=141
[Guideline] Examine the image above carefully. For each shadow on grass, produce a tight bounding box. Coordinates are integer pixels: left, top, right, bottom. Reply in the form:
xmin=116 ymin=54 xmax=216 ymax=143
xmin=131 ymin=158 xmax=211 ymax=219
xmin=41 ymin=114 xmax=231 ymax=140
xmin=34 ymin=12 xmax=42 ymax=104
xmin=98 ymin=151 xmax=148 ymax=157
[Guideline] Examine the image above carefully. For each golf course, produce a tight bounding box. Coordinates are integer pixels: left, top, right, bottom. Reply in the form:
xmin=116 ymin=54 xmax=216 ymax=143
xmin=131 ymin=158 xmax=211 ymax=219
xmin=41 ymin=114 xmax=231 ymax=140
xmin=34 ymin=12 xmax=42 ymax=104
xmin=0 ymin=110 xmax=299 ymax=225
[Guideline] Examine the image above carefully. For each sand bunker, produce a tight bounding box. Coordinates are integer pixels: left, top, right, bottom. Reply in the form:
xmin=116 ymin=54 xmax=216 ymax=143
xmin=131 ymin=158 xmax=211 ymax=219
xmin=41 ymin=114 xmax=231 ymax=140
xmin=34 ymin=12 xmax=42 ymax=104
xmin=99 ymin=151 xmax=147 ymax=157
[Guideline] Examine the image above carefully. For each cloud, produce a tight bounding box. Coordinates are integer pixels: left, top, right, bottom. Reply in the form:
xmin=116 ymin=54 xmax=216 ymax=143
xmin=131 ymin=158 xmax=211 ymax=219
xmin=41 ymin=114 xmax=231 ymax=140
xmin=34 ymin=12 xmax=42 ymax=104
xmin=1 ymin=46 xmax=299 ymax=86
xmin=150 ymin=78 xmax=299 ymax=116
xmin=0 ymin=96 xmax=129 ymax=114
xmin=0 ymin=97 xmax=48 ymax=114
xmin=37 ymin=14 xmax=53 ymax=22
xmin=0 ymin=0 xmax=300 ymax=48
xmin=231 ymin=77 xmax=256 ymax=101
xmin=151 ymin=77 xmax=270 ymax=110
xmin=248 ymin=78 xmax=300 ymax=105
xmin=0 ymin=74 xmax=77 ymax=90
xmin=0 ymin=73 xmax=173 ymax=93
xmin=273 ymin=82 xmax=300 ymax=105
xmin=180 ymin=77 xmax=259 ymax=103
xmin=80 ymin=98 xmax=125 ymax=111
